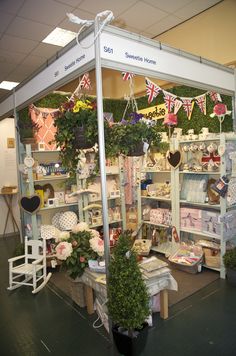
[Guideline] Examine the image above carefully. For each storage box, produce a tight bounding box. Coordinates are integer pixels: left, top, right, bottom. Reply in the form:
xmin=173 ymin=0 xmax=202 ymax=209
xmin=169 ymin=244 xmax=203 ymax=274
xmin=133 ymin=239 xmax=152 ymax=256
xmin=203 ymin=248 xmax=221 ymax=268
xmin=180 ymin=207 xmax=202 ymax=231
xmin=202 ymin=210 xmax=220 ymax=237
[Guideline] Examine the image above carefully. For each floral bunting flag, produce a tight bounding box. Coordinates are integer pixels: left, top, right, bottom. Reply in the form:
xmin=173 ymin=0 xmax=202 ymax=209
xmin=209 ymin=91 xmax=222 ymax=103
xmin=182 ymin=98 xmax=195 ymax=120
xmin=174 ymin=99 xmax=183 ymax=114
xmin=195 ymin=94 xmax=206 ymax=115
xmin=163 ymin=91 xmax=177 ymax=113
xmin=145 ymin=77 xmax=161 ymax=104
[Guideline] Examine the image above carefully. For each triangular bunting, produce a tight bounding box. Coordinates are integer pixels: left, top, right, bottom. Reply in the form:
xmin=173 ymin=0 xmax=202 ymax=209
xmin=182 ymin=98 xmax=195 ymax=120
xmin=209 ymin=91 xmax=222 ymax=103
xmin=80 ymin=73 xmax=91 ymax=90
xmin=122 ymin=72 xmax=135 ymax=81
xmin=174 ymin=99 xmax=183 ymax=114
xmin=163 ymin=91 xmax=177 ymax=113
xmin=145 ymin=77 xmax=161 ymax=104
xmin=195 ymin=94 xmax=206 ymax=115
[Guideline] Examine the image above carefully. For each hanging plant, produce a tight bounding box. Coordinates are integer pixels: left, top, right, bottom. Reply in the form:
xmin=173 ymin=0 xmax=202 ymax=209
xmin=53 ymin=98 xmax=98 ymax=177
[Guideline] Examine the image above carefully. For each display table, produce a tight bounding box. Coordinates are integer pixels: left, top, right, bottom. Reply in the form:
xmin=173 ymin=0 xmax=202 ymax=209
xmin=0 ymin=192 xmax=20 ymax=237
xmin=80 ymin=268 xmax=177 ymax=320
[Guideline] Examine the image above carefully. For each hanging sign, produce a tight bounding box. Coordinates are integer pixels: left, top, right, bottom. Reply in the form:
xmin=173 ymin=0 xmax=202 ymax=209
xmin=137 ymin=104 xmax=167 ymax=120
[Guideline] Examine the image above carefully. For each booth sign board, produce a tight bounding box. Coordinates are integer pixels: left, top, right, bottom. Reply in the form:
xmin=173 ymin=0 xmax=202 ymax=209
xmin=138 ymin=104 xmax=167 ymax=120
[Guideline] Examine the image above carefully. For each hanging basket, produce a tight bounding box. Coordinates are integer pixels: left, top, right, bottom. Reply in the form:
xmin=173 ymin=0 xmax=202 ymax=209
xmin=73 ymin=127 xmax=95 ymax=150
xmin=127 ymin=142 xmax=145 ymax=157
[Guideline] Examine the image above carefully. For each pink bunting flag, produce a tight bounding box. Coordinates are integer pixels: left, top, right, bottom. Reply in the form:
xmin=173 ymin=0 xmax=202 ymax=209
xmin=163 ymin=91 xmax=177 ymax=113
xmin=182 ymin=98 xmax=194 ymax=120
xmin=122 ymin=72 xmax=134 ymax=81
xmin=145 ymin=78 xmax=161 ymax=104
xmin=209 ymin=91 xmax=222 ymax=103
xmin=195 ymin=94 xmax=206 ymax=115
xmin=174 ymin=99 xmax=183 ymax=114
xmin=80 ymin=73 xmax=91 ymax=90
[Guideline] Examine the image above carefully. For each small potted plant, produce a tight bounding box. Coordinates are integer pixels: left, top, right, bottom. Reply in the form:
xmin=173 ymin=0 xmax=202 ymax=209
xmin=223 ymin=247 xmax=236 ymax=286
xmin=107 ymin=231 xmax=150 ymax=355
xmin=110 ymin=112 xmax=161 ymax=156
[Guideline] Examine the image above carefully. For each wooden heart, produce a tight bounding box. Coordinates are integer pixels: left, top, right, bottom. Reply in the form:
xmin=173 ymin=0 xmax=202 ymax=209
xmin=166 ymin=150 xmax=182 ymax=169
xmin=19 ymin=195 xmax=41 ymax=214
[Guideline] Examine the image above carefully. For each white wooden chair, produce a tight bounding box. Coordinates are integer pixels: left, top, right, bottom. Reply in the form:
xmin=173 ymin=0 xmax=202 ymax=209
xmin=8 ymin=236 xmax=52 ymax=294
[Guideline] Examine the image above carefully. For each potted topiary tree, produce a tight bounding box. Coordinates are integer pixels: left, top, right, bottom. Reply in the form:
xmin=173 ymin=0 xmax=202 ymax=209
xmin=107 ymin=231 xmax=150 ymax=356
xmin=223 ymin=247 xmax=236 ymax=286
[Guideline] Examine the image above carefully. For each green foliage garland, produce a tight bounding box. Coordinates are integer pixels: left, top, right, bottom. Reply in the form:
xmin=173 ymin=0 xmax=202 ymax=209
xmin=223 ymin=247 xmax=236 ymax=271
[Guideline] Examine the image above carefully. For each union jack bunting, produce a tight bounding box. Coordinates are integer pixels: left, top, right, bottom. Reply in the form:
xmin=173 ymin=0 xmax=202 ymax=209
xmin=122 ymin=72 xmax=134 ymax=81
xmin=195 ymin=94 xmax=206 ymax=115
xmin=163 ymin=91 xmax=177 ymax=113
xmin=80 ymin=73 xmax=91 ymax=90
xmin=182 ymin=98 xmax=194 ymax=120
xmin=145 ymin=78 xmax=161 ymax=104
xmin=209 ymin=91 xmax=222 ymax=103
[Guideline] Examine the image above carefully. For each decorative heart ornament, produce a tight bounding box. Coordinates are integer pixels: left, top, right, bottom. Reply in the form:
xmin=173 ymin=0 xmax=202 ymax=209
xmin=166 ymin=150 xmax=182 ymax=169
xmin=19 ymin=195 xmax=41 ymax=214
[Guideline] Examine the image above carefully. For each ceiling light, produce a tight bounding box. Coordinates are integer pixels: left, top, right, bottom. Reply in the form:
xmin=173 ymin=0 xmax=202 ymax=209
xmin=42 ymin=27 xmax=76 ymax=47
xmin=0 ymin=81 xmax=19 ymax=90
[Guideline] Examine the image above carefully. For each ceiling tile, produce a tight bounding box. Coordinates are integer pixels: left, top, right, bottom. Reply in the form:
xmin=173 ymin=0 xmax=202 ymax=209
xmin=78 ymin=0 xmax=138 ymax=18
xmin=0 ymin=62 xmax=18 ymax=78
xmin=0 ymin=34 xmax=38 ymax=54
xmin=18 ymin=0 xmax=73 ymax=26
xmin=21 ymin=55 xmax=47 ymax=68
xmin=175 ymin=0 xmax=221 ymax=20
xmin=7 ymin=64 xmax=37 ymax=82
xmin=6 ymin=17 xmax=53 ymax=42
xmin=30 ymin=43 xmax=60 ymax=59
xmin=0 ymin=12 xmax=14 ymax=33
xmin=54 ymin=0 xmax=83 ymax=6
xmin=116 ymin=2 xmax=168 ymax=31
xmin=0 ymin=0 xmax=25 ymax=15
xmin=146 ymin=15 xmax=183 ymax=36
xmin=0 ymin=49 xmax=26 ymax=64
xmin=59 ymin=9 xmax=95 ymax=32
xmin=143 ymin=0 xmax=193 ymax=13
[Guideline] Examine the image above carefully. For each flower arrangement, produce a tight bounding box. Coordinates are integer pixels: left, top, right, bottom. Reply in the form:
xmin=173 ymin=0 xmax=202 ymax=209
xmin=54 ymin=97 xmax=98 ymax=177
xmin=55 ymin=222 xmax=104 ymax=279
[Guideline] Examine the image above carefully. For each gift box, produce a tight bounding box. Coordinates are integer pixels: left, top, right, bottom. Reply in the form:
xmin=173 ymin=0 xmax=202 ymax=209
xmin=202 ymin=210 xmax=220 ymax=237
xmin=180 ymin=208 xmax=202 ymax=231
xmin=150 ymin=209 xmax=164 ymax=225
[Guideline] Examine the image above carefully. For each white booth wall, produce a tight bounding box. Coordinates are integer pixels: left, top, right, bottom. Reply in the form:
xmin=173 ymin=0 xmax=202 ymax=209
xmin=0 ymin=118 xmax=20 ymax=236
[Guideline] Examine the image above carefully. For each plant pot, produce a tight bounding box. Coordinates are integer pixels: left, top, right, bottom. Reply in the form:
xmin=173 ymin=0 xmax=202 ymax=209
xmin=127 ymin=142 xmax=144 ymax=157
xmin=112 ymin=323 xmax=149 ymax=356
xmin=226 ymin=268 xmax=236 ymax=286
xmin=73 ymin=127 xmax=95 ymax=149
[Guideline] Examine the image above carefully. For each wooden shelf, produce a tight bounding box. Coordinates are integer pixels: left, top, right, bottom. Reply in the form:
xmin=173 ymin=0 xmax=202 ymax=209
xmin=141 ymin=196 xmax=171 ymax=202
xmin=141 ymin=170 xmax=171 ymax=173
xmin=203 ymin=264 xmax=220 ymax=272
xmin=143 ymin=220 xmax=169 ymax=228
xmin=179 ymin=171 xmax=220 ymax=175
xmin=179 ymin=137 xmax=220 ymax=144
xmin=40 ymin=203 xmax=77 ymax=211
xmin=180 ymin=228 xmax=221 ymax=240
xmin=33 ymin=175 xmax=69 ymax=182
xmin=89 ymin=219 xmax=122 ymax=228
xmin=180 ymin=200 xmax=220 ymax=209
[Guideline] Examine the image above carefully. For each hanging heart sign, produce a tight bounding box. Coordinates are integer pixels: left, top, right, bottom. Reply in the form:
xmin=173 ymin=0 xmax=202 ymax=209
xmin=19 ymin=195 xmax=41 ymax=214
xmin=166 ymin=150 xmax=182 ymax=169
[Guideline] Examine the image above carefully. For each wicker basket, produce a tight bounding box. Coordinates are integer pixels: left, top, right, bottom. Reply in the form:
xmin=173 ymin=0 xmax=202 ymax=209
xmin=203 ymin=248 xmax=221 ymax=269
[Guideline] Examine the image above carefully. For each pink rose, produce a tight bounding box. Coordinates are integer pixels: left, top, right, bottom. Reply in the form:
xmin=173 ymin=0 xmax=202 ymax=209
xmin=80 ymin=256 xmax=85 ymax=263
xmin=72 ymin=240 xmax=78 ymax=247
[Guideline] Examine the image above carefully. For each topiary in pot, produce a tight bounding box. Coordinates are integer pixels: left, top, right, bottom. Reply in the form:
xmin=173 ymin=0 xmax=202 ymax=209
xmin=223 ymin=247 xmax=236 ymax=286
xmin=107 ymin=231 xmax=150 ymax=355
